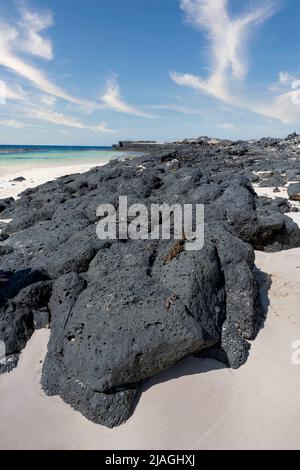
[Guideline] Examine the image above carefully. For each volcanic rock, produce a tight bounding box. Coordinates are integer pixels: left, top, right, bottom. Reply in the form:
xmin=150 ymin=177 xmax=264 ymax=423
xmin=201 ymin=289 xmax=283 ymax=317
xmin=0 ymin=197 xmax=14 ymax=213
xmin=12 ymin=176 xmax=26 ymax=182
xmin=1 ymin=135 xmax=300 ymax=426
xmin=288 ymin=183 xmax=300 ymax=201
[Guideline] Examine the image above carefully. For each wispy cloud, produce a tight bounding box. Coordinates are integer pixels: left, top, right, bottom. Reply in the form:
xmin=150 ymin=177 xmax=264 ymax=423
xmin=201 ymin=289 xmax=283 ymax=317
xmin=148 ymin=103 xmax=206 ymax=115
xmin=18 ymin=5 xmax=54 ymax=60
xmin=27 ymin=107 xmax=116 ymax=134
xmin=279 ymin=71 xmax=295 ymax=85
xmin=3 ymin=82 xmax=27 ymax=101
xmin=246 ymin=67 xmax=300 ymax=123
xmin=0 ymin=118 xmax=27 ymax=129
xmin=0 ymin=5 xmax=97 ymax=107
xmin=0 ymin=5 xmax=149 ymax=117
xmin=217 ymin=122 xmax=235 ymax=130
xmin=170 ymin=0 xmax=300 ymax=125
xmin=171 ymin=0 xmax=277 ymax=103
xmin=0 ymin=3 xmax=126 ymax=135
xmin=254 ymin=88 xmax=300 ymax=124
xmin=101 ymin=77 xmax=153 ymax=117
xmin=0 ymin=3 xmax=156 ymax=139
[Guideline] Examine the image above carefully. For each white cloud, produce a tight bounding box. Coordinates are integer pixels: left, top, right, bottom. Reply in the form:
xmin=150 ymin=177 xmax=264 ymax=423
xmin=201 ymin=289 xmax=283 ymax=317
xmin=19 ymin=6 xmax=54 ymax=60
xmin=170 ymin=71 xmax=233 ymax=103
xmin=0 ymin=7 xmax=96 ymax=107
xmin=92 ymin=122 xmax=116 ymax=134
xmin=217 ymin=122 xmax=235 ymax=130
xmin=279 ymin=71 xmax=294 ymax=84
xmin=170 ymin=0 xmax=300 ymax=125
xmin=0 ymin=46 xmax=92 ymax=107
xmin=254 ymin=89 xmax=300 ymax=124
xmin=0 ymin=3 xmax=154 ymax=139
xmin=101 ymin=78 xmax=153 ymax=117
xmin=28 ymin=108 xmax=116 ymax=134
xmin=269 ymin=71 xmax=296 ymax=92
xmin=40 ymin=94 xmax=57 ymax=107
xmin=0 ymin=118 xmax=27 ymax=129
xmin=171 ymin=0 xmax=277 ymax=102
xmin=2 ymin=82 xmax=27 ymax=101
xmin=149 ymin=103 xmax=206 ymax=115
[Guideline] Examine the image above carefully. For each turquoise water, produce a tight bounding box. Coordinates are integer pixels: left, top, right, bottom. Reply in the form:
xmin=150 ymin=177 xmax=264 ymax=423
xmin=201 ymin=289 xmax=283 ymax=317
xmin=0 ymin=145 xmax=140 ymax=167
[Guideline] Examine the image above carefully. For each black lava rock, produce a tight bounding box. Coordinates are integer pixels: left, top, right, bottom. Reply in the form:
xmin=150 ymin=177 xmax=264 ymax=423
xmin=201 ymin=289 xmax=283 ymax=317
xmin=12 ymin=176 xmax=26 ymax=182
xmin=0 ymin=197 xmax=14 ymax=213
xmin=1 ymin=135 xmax=300 ymax=427
xmin=288 ymin=183 xmax=300 ymax=201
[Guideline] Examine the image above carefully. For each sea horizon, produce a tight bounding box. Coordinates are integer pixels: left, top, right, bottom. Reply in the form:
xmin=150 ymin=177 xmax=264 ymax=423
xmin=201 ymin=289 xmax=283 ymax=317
xmin=0 ymin=144 xmax=112 ymax=153
xmin=0 ymin=144 xmax=137 ymax=169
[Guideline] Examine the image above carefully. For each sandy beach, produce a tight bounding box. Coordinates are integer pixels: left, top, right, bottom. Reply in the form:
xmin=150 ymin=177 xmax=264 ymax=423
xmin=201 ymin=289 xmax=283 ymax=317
xmin=0 ymin=170 xmax=300 ymax=450
xmin=0 ymin=161 xmax=104 ymax=200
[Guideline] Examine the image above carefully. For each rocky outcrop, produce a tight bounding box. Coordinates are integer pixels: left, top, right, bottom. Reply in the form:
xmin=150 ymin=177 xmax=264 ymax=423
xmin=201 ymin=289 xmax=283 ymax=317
xmin=0 ymin=197 xmax=14 ymax=213
xmin=1 ymin=135 xmax=300 ymax=427
xmin=288 ymin=183 xmax=300 ymax=201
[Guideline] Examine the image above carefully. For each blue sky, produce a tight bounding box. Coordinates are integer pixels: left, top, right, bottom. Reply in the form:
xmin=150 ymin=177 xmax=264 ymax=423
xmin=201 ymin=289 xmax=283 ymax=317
xmin=0 ymin=0 xmax=300 ymax=145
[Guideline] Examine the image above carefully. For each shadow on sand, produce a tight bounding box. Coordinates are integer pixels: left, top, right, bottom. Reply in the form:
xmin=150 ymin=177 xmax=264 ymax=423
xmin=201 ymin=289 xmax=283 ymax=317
xmin=133 ymin=265 xmax=273 ymax=412
xmin=131 ymin=356 xmax=226 ymax=415
xmin=254 ymin=266 xmax=273 ymax=337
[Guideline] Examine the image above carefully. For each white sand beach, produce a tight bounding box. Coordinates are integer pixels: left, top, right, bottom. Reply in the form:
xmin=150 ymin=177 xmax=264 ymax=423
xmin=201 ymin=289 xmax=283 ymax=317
xmin=0 ymin=172 xmax=300 ymax=450
xmin=0 ymin=161 xmax=103 ymax=200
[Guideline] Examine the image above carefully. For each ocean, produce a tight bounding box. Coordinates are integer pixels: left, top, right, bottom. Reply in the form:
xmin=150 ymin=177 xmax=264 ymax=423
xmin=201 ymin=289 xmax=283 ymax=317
xmin=0 ymin=145 xmax=134 ymax=168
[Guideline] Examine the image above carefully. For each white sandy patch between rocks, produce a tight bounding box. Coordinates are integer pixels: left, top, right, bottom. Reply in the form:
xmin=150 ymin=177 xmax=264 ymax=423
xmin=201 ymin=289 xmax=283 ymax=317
xmin=253 ymin=183 xmax=300 ymax=227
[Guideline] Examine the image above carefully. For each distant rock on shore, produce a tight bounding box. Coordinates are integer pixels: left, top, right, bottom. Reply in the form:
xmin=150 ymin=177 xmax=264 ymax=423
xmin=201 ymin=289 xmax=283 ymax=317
xmin=12 ymin=176 xmax=26 ymax=183
xmin=288 ymin=182 xmax=300 ymax=201
xmin=1 ymin=134 xmax=300 ymax=427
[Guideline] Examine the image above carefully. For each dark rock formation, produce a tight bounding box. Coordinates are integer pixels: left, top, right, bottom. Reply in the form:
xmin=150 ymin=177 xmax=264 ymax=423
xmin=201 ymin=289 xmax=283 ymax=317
xmin=288 ymin=183 xmax=300 ymax=201
xmin=0 ymin=233 xmax=9 ymax=242
xmin=1 ymin=134 xmax=300 ymax=426
xmin=0 ymin=197 xmax=14 ymax=213
xmin=12 ymin=176 xmax=26 ymax=182
xmin=260 ymin=196 xmax=293 ymax=214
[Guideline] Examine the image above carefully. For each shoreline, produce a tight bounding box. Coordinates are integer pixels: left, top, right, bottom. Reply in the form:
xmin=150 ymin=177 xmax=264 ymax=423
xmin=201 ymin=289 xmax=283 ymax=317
xmin=0 ymin=161 xmax=108 ymax=200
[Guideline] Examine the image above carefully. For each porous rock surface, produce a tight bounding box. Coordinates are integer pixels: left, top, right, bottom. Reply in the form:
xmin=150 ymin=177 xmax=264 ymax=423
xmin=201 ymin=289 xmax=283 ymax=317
xmin=1 ymin=134 xmax=300 ymax=427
